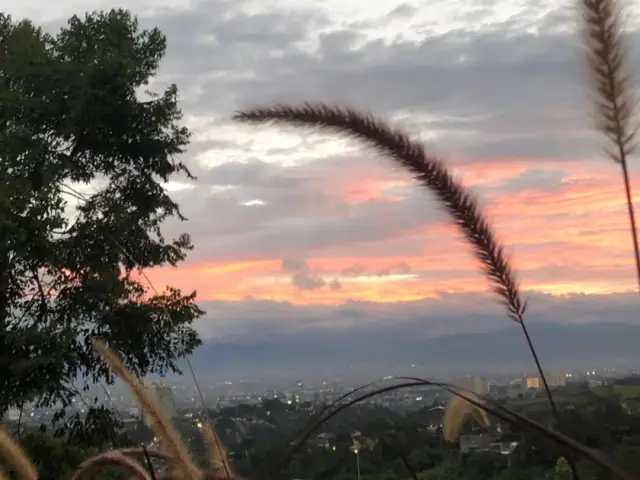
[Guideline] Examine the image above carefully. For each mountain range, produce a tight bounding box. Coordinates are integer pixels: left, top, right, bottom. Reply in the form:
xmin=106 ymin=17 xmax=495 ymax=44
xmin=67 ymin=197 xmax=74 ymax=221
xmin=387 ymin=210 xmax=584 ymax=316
xmin=184 ymin=322 xmax=640 ymax=380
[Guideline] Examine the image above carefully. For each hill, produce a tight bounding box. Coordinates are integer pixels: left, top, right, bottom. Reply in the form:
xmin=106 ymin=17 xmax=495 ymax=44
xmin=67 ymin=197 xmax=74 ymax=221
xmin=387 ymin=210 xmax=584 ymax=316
xmin=185 ymin=322 xmax=640 ymax=379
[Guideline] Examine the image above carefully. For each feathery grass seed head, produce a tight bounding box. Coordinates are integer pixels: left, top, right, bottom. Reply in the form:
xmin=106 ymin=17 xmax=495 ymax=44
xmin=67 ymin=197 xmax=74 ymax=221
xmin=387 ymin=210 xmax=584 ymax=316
xmin=579 ymin=0 xmax=638 ymax=162
xmin=0 ymin=428 xmax=38 ymax=480
xmin=233 ymin=103 xmax=526 ymax=322
xmin=91 ymin=339 xmax=202 ymax=480
xmin=443 ymin=394 xmax=491 ymax=442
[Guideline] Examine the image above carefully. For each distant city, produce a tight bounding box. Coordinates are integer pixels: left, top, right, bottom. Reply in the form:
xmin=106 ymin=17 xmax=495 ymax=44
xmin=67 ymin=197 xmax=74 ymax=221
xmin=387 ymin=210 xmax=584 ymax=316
xmin=2 ymin=363 xmax=631 ymax=430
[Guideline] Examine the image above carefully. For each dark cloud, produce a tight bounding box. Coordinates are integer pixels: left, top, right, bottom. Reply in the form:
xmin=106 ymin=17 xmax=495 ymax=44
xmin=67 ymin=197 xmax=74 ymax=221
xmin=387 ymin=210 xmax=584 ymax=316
xmin=281 ymin=257 xmax=308 ymax=272
xmin=281 ymin=257 xmax=342 ymax=292
xmin=193 ymin=291 xmax=640 ymax=341
xmin=134 ymin=1 xmax=640 ymax=163
xmin=291 ymin=271 xmax=327 ymax=291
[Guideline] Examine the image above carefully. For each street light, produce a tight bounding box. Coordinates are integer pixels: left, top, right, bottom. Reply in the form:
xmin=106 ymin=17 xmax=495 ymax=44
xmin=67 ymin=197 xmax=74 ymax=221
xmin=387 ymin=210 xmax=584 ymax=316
xmin=350 ymin=445 xmax=360 ymax=480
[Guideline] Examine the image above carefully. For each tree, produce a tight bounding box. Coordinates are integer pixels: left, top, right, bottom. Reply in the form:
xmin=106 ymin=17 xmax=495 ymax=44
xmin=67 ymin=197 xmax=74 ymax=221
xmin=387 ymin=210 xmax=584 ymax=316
xmin=0 ymin=8 xmax=203 ymax=427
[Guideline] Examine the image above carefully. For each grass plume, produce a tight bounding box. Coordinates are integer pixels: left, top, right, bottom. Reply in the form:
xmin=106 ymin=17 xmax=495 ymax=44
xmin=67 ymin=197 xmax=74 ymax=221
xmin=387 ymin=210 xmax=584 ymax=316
xmin=202 ymin=424 xmax=231 ymax=478
xmin=0 ymin=427 xmax=38 ymax=480
xmin=234 ymin=104 xmax=525 ymax=322
xmin=234 ymin=102 xmax=579 ymax=478
xmin=91 ymin=339 xmax=202 ymax=480
xmin=71 ymin=451 xmax=151 ymax=480
xmin=578 ymin=0 xmax=640 ymax=291
xmin=443 ymin=393 xmax=490 ymax=442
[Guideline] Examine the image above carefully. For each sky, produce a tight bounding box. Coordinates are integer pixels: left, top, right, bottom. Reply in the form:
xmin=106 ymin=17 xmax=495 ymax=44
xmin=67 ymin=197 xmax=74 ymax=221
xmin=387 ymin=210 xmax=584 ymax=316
xmin=4 ymin=0 xmax=640 ymax=343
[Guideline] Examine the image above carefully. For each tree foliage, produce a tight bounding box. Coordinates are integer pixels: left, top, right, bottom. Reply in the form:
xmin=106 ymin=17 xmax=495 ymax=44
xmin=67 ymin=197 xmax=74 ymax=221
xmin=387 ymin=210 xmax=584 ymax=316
xmin=0 ymin=8 xmax=203 ymax=419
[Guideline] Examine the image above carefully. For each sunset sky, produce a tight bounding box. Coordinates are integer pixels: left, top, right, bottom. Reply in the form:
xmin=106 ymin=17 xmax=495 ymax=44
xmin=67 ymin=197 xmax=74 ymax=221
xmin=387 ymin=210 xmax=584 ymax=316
xmin=5 ymin=0 xmax=640 ymax=342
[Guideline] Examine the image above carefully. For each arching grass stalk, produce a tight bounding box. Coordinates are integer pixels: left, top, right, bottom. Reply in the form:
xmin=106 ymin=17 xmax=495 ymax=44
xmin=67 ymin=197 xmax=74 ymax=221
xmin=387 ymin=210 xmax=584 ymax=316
xmin=280 ymin=377 xmax=638 ymax=480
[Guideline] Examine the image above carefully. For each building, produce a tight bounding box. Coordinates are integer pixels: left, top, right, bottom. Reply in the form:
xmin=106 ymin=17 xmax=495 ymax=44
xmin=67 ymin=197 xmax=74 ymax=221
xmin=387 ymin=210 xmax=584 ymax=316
xmin=547 ymin=372 xmax=568 ymax=387
xmin=459 ymin=434 xmax=498 ymax=453
xmin=526 ymin=376 xmax=541 ymax=390
xmin=141 ymin=381 xmax=177 ymax=427
xmin=472 ymin=376 xmax=489 ymax=395
xmin=489 ymin=384 xmax=523 ymax=399
xmin=456 ymin=376 xmax=489 ymax=395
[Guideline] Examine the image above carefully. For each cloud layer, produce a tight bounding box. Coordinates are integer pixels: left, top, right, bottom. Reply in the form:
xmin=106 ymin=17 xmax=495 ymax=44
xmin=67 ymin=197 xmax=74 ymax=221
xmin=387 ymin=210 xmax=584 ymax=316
xmin=6 ymin=0 xmax=640 ymax=342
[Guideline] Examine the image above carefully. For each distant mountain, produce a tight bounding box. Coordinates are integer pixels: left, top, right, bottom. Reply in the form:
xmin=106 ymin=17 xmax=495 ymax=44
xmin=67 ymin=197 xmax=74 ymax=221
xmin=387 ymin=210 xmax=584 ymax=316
xmin=185 ymin=322 xmax=640 ymax=379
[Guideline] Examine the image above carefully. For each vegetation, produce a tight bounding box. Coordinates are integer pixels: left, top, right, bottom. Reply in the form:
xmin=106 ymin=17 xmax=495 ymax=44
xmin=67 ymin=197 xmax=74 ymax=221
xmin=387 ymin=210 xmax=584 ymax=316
xmin=132 ymin=386 xmax=640 ymax=480
xmin=0 ymin=5 xmax=202 ymax=467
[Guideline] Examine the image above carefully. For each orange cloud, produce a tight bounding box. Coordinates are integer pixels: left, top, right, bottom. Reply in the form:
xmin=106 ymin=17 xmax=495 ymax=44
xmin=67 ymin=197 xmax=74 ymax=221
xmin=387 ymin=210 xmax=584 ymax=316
xmin=145 ymin=158 xmax=640 ymax=304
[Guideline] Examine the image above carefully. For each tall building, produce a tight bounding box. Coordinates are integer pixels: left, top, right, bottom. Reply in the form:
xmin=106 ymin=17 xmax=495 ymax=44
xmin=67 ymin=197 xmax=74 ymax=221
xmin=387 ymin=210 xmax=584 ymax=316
xmin=458 ymin=376 xmax=490 ymax=395
xmin=547 ymin=372 xmax=568 ymax=387
xmin=471 ymin=376 xmax=489 ymax=395
xmin=141 ymin=381 xmax=177 ymax=427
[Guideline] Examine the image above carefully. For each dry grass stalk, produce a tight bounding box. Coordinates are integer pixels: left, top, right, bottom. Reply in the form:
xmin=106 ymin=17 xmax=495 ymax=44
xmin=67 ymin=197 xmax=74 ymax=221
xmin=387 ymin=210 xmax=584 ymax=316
xmin=578 ymin=0 xmax=640 ymax=291
xmin=201 ymin=424 xmax=231 ymax=478
xmin=0 ymin=426 xmax=38 ymax=480
xmin=90 ymin=339 xmax=202 ymax=480
xmin=234 ymin=103 xmax=526 ymax=322
xmin=443 ymin=393 xmax=490 ymax=442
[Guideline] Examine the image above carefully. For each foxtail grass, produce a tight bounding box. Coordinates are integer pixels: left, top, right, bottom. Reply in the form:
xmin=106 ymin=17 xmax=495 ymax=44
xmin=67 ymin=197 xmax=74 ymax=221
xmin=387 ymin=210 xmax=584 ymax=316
xmin=202 ymin=424 xmax=232 ymax=478
xmin=91 ymin=339 xmax=202 ymax=479
xmin=443 ymin=392 xmax=490 ymax=442
xmin=71 ymin=451 xmax=152 ymax=480
xmin=233 ymin=102 xmax=578 ymax=476
xmin=0 ymin=341 xmax=238 ymax=480
xmin=0 ymin=427 xmax=37 ymax=480
xmin=578 ymin=0 xmax=640 ymax=292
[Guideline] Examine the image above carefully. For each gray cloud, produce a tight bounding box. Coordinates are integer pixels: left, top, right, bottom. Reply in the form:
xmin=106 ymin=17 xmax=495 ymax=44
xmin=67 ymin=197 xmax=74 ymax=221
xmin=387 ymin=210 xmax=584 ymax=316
xmin=12 ymin=0 xmax=640 ymax=340
xmin=131 ymin=1 xmax=640 ymax=163
xmin=281 ymin=257 xmax=308 ymax=272
xmin=281 ymin=257 xmax=342 ymax=292
xmin=128 ymin=0 xmax=640 ymax=268
xmin=193 ymin=291 xmax=640 ymax=342
xmin=163 ymin=151 xmax=454 ymax=262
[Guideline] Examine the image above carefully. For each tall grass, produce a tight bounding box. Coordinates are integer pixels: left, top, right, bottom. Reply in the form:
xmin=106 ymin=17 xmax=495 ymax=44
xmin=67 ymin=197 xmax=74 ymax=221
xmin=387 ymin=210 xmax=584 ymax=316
xmin=578 ymin=0 xmax=640 ymax=291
